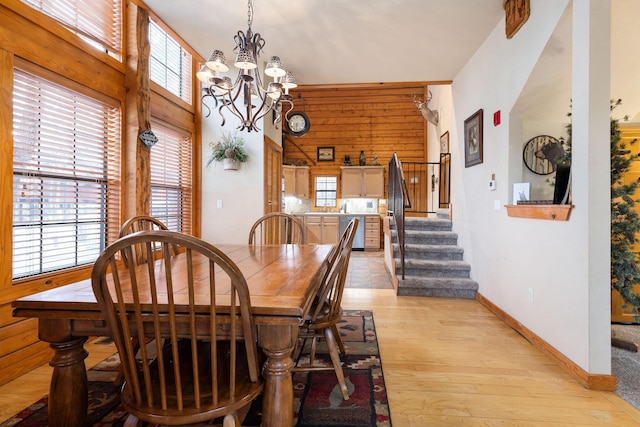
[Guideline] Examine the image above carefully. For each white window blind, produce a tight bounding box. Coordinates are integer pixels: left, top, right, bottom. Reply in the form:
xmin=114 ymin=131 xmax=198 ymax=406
xmin=21 ymin=0 xmax=122 ymax=59
xmin=149 ymin=20 xmax=192 ymax=104
xmin=12 ymin=68 xmax=121 ymax=279
xmin=150 ymin=123 xmax=192 ymax=235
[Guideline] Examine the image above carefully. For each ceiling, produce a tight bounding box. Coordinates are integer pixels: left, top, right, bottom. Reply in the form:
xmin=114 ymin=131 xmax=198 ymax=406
xmin=144 ymin=0 xmax=505 ymax=85
xmin=145 ymin=0 xmax=640 ymax=123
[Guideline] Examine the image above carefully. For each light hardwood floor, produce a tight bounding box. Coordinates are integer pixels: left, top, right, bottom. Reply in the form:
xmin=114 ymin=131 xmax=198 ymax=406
xmin=2 ymin=274 xmax=640 ymax=425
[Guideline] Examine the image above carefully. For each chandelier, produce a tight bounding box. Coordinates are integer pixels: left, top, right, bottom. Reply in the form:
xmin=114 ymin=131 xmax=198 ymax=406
xmin=196 ymin=0 xmax=296 ymax=132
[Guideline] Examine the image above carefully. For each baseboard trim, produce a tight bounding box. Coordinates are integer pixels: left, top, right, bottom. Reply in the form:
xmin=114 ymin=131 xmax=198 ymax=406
xmin=476 ymin=292 xmax=617 ymax=391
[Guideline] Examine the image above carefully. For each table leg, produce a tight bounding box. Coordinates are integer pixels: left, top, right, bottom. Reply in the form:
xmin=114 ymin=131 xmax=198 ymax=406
xmin=39 ymin=320 xmax=89 ymax=427
xmin=258 ymin=324 xmax=297 ymax=427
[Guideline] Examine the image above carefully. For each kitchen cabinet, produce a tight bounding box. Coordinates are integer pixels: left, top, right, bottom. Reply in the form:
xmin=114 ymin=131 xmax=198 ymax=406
xmin=341 ymin=166 xmax=384 ymax=198
xmin=304 ymin=215 xmax=339 ymax=244
xmin=283 ymin=165 xmax=309 ymax=198
xmin=364 ymin=215 xmax=381 ymax=250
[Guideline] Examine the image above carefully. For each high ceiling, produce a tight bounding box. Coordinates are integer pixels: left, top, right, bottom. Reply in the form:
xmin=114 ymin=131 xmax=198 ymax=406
xmin=144 ymin=0 xmax=504 ymax=85
xmin=145 ymin=1 xmax=640 ymax=123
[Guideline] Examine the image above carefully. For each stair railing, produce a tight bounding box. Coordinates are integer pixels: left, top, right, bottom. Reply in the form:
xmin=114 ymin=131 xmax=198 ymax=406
xmin=401 ymin=154 xmax=451 ymax=214
xmin=388 ymin=153 xmax=411 ymax=279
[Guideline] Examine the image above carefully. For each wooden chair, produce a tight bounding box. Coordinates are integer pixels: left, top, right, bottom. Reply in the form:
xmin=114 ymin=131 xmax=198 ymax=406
xmin=312 ymin=217 xmax=358 ymax=355
xmin=114 ymin=215 xmax=177 ymax=388
xmin=91 ymin=230 xmax=263 ymax=426
xmin=119 ymin=215 xmax=177 ymax=265
xmin=248 ymin=212 xmax=305 ymax=244
xmin=293 ymin=218 xmax=358 ymax=401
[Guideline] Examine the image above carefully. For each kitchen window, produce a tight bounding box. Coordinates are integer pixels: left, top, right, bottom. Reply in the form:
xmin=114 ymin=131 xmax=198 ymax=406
xmin=315 ymin=176 xmax=337 ymax=207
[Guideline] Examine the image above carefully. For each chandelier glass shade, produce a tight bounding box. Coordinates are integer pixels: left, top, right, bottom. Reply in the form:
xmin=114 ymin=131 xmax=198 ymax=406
xmin=196 ymin=0 xmax=296 ymax=132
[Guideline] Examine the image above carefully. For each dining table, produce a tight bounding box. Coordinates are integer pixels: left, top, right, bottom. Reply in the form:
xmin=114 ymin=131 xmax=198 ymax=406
xmin=12 ymin=243 xmax=334 ymax=427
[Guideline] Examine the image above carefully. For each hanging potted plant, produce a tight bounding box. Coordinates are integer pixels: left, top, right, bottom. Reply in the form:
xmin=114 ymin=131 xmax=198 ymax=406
xmin=207 ymin=131 xmax=249 ymax=170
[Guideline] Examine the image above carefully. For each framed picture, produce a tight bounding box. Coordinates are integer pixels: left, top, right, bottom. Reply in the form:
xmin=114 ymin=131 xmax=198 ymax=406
xmin=504 ymin=0 xmax=530 ymax=39
xmin=440 ymin=131 xmax=450 ymax=153
xmin=464 ymin=109 xmax=483 ymax=168
xmin=317 ymin=146 xmax=335 ymax=162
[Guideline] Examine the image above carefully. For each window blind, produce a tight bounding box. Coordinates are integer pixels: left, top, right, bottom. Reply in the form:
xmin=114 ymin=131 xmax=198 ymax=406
xmin=149 ymin=20 xmax=192 ymax=104
xmin=21 ymin=0 xmax=122 ymax=59
xmin=150 ymin=122 xmax=192 ymax=235
xmin=12 ymin=68 xmax=121 ymax=279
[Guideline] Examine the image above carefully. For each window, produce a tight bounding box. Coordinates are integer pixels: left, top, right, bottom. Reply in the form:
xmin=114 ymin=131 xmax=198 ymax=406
xmin=21 ymin=0 xmax=123 ymax=60
xmin=150 ymin=122 xmax=192 ymax=234
xmin=315 ymin=176 xmax=337 ymax=207
xmin=149 ymin=20 xmax=192 ymax=104
xmin=12 ymin=67 xmax=121 ymax=280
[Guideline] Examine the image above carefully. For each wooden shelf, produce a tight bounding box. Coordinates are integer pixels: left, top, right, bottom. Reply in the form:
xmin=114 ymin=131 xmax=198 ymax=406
xmin=505 ymin=204 xmax=573 ymax=221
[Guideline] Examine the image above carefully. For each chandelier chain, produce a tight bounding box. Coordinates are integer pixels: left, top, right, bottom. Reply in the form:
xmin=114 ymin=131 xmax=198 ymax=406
xmin=247 ymin=0 xmax=253 ymax=31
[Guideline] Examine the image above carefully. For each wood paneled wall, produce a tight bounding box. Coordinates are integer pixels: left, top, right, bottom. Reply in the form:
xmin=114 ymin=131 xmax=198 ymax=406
xmin=283 ymin=82 xmax=447 ymax=195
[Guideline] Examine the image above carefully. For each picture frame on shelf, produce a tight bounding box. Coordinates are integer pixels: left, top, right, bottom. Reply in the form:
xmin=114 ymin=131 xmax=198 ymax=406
xmin=317 ymin=146 xmax=335 ymax=162
xmin=464 ymin=109 xmax=483 ymax=167
xmin=512 ymin=182 xmax=531 ymax=204
xmin=440 ymin=131 xmax=450 ymax=153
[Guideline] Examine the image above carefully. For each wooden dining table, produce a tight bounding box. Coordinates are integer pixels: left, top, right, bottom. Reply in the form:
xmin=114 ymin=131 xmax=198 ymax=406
xmin=12 ymin=243 xmax=334 ymax=427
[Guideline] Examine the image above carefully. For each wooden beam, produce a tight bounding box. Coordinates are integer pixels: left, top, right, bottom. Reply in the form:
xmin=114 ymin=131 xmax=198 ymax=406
xmin=125 ymin=4 xmax=151 ymax=219
xmin=284 ymin=134 xmax=317 ymax=166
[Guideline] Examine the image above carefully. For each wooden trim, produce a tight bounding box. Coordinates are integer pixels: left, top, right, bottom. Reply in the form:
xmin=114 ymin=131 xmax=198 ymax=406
xmin=476 ymin=293 xmax=617 ymax=391
xmin=505 ymin=204 xmax=573 ymax=221
xmin=0 ymin=49 xmax=13 ymax=294
xmin=296 ymin=80 xmax=453 ymax=91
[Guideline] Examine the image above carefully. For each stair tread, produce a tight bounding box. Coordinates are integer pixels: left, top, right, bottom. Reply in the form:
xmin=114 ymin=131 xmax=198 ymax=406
xmin=400 ymin=275 xmax=477 ymax=283
xmin=402 ymin=244 xmax=464 ymax=251
xmin=397 ymin=259 xmax=471 ymax=268
xmin=398 ymin=277 xmax=479 ymax=291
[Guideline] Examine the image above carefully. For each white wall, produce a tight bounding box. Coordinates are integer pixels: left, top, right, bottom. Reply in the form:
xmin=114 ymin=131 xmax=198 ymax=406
xmin=450 ymin=0 xmax=612 ymax=373
xmin=201 ymin=114 xmax=267 ymax=244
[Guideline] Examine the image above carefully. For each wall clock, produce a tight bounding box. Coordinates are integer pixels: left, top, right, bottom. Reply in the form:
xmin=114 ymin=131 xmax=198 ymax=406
xmin=286 ymin=111 xmax=310 ymax=137
xmin=522 ymin=134 xmax=563 ymax=175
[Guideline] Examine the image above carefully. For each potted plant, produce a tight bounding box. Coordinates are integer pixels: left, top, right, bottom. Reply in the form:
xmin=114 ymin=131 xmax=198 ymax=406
xmin=207 ymin=131 xmax=249 ymax=170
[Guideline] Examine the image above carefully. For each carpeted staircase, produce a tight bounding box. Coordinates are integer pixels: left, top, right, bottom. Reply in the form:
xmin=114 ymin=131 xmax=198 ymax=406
xmin=391 ymin=216 xmax=478 ymax=299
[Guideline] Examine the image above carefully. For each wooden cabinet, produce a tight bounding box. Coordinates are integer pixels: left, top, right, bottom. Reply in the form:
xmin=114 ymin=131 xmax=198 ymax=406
xmin=341 ymin=166 xmax=384 ymax=198
xmin=304 ymin=215 xmax=339 ymax=244
xmin=283 ymin=165 xmax=309 ymax=198
xmin=364 ymin=215 xmax=381 ymax=250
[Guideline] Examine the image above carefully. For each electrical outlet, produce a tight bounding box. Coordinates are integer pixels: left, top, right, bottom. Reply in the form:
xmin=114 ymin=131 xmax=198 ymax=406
xmin=488 ymin=180 xmax=497 ymax=191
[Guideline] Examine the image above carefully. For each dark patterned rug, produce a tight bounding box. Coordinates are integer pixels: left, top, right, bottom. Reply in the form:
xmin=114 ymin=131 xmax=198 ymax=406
xmin=1 ymin=310 xmax=391 ymax=427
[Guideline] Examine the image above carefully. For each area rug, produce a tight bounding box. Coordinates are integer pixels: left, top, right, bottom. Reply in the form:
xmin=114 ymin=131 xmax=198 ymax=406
xmin=1 ymin=310 xmax=391 ymax=427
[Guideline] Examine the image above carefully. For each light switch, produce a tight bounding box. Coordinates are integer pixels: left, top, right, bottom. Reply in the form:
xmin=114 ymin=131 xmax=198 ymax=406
xmin=216 ymin=200 xmax=223 ymax=208
xmin=494 ymin=200 xmax=500 ymax=210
